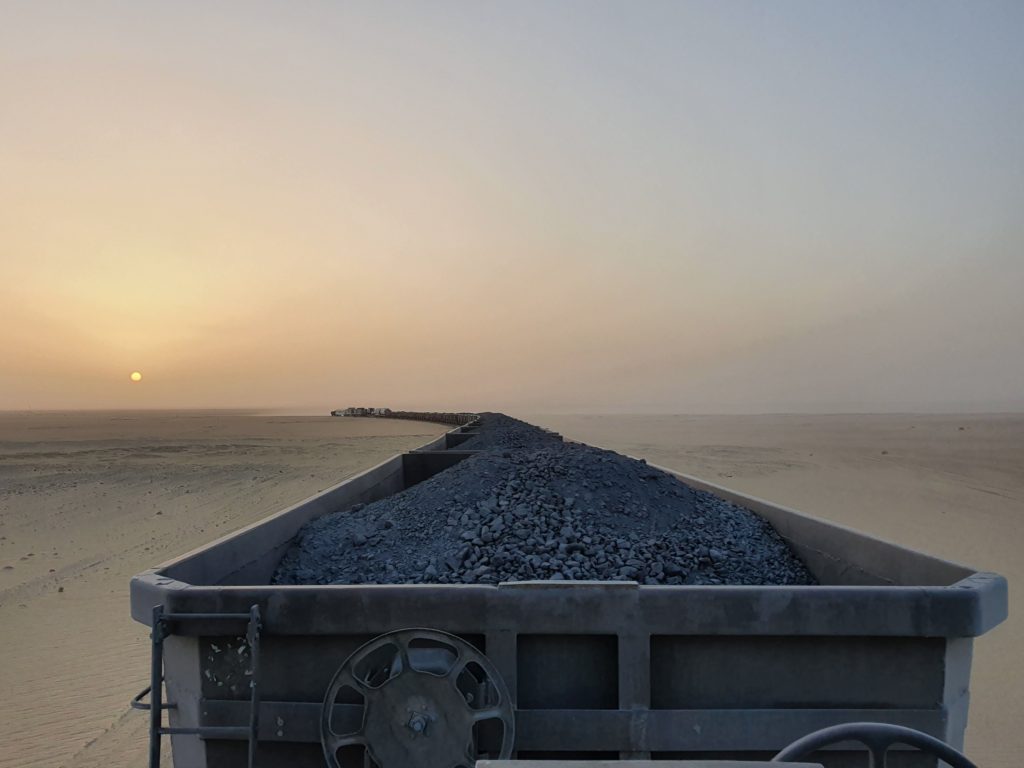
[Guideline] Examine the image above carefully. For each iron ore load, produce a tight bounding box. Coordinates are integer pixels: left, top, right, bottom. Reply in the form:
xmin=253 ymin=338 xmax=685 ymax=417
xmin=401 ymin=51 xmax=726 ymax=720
xmin=130 ymin=411 xmax=1007 ymax=768
xmin=275 ymin=414 xmax=816 ymax=586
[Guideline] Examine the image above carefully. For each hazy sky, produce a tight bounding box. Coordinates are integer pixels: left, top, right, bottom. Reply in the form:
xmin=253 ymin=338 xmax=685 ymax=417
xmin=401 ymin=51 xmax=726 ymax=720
xmin=2 ymin=1 xmax=1022 ymax=412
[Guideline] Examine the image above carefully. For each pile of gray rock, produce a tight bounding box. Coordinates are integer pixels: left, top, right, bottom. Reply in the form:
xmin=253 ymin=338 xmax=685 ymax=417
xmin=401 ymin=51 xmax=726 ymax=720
xmin=452 ymin=413 xmax=563 ymax=452
xmin=272 ymin=414 xmax=816 ymax=586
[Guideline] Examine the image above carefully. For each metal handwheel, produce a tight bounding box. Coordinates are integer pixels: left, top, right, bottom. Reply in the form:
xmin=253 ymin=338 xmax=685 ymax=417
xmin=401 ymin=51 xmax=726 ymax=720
xmin=772 ymin=722 xmax=977 ymax=768
xmin=320 ymin=628 xmax=515 ymax=768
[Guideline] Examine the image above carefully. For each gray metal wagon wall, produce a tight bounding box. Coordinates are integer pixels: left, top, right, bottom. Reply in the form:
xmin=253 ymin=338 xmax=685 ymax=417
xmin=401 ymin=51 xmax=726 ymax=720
xmin=130 ymin=420 xmax=1007 ymax=768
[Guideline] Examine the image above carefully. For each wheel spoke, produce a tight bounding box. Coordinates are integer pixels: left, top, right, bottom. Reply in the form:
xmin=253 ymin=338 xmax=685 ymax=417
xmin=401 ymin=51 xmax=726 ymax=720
xmin=396 ymin=638 xmax=412 ymax=673
xmin=447 ymin=644 xmax=463 ymax=676
xmin=868 ymin=742 xmax=890 ymax=768
xmin=471 ymin=706 xmax=505 ymax=723
xmin=325 ymin=732 xmax=367 ymax=753
xmin=446 ymin=656 xmax=468 ymax=680
xmin=338 ymin=668 xmax=369 ymax=693
xmin=323 ymin=670 xmax=371 ymax=744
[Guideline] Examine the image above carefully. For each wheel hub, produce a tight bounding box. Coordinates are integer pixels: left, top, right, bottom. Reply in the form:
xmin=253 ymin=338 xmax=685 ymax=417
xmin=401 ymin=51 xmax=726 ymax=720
xmin=363 ymin=673 xmax=474 ymax=766
xmin=320 ymin=628 xmax=514 ymax=768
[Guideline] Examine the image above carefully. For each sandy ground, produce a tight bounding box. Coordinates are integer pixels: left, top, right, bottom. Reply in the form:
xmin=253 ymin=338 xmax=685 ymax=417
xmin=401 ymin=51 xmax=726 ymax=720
xmin=1 ymin=411 xmax=1020 ymax=767
xmin=525 ymin=413 xmax=1023 ymax=768
xmin=0 ymin=411 xmax=445 ymax=768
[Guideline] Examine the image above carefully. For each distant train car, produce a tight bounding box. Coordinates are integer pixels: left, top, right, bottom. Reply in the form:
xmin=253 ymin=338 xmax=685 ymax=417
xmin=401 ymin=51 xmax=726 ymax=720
xmin=331 ymin=407 xmax=395 ymax=417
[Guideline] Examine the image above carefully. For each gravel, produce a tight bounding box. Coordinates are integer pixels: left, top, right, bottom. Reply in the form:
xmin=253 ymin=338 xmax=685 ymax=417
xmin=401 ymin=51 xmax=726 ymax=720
xmin=272 ymin=414 xmax=816 ymax=586
xmin=451 ymin=413 xmax=563 ymax=452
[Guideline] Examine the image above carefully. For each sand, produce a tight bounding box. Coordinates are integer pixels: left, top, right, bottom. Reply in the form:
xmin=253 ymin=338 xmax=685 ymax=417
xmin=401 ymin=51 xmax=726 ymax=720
xmin=526 ymin=413 xmax=1024 ymax=768
xmin=1 ymin=411 xmax=1019 ymax=767
xmin=0 ymin=411 xmax=446 ymax=768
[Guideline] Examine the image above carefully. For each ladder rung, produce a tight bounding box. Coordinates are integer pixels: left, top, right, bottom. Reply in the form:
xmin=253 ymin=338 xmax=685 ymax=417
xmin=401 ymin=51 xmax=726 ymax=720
xmin=162 ymin=612 xmax=252 ymax=621
xmin=160 ymin=725 xmax=252 ymax=738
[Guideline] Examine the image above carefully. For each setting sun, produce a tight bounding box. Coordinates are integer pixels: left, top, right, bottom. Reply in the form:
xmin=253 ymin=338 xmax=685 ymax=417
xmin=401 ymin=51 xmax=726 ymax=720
xmin=129 ymin=371 xmax=143 ymax=382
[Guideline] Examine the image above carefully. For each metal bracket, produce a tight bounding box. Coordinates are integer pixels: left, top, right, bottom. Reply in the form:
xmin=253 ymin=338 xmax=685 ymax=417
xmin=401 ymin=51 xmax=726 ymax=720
xmin=131 ymin=604 xmax=263 ymax=768
xmin=130 ymin=682 xmax=176 ymax=711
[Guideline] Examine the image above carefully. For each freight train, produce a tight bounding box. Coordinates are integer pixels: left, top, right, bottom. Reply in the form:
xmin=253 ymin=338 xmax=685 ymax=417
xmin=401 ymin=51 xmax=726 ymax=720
xmin=129 ymin=412 xmax=1005 ymax=768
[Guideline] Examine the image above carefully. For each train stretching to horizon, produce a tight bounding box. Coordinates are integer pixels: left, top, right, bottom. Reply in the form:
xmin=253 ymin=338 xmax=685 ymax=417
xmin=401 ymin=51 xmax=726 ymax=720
xmin=331 ymin=407 xmax=392 ymax=417
xmin=129 ymin=411 xmax=1006 ymax=768
xmin=331 ymin=407 xmax=477 ymax=426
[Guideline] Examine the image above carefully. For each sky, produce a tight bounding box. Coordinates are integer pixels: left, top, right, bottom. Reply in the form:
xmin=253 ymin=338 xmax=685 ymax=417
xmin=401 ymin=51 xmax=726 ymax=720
xmin=1 ymin=1 xmax=1022 ymax=413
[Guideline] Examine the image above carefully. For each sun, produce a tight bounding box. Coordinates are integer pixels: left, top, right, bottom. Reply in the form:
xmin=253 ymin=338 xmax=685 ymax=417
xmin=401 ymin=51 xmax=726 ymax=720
xmin=130 ymin=371 xmax=143 ymax=382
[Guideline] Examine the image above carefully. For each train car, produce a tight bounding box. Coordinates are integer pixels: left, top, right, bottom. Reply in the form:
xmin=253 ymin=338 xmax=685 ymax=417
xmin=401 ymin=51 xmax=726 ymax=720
xmin=129 ymin=414 xmax=1006 ymax=768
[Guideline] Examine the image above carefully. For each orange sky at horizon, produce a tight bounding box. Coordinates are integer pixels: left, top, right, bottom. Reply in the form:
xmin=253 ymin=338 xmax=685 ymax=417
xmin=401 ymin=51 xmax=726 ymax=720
xmin=2 ymin=2 xmax=1022 ymax=413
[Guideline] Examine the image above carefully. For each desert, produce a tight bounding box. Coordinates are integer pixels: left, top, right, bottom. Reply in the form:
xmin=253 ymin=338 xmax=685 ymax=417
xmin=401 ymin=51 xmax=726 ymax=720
xmin=1 ymin=410 xmax=1020 ymax=766
xmin=528 ymin=412 xmax=1024 ymax=768
xmin=0 ymin=411 xmax=446 ymax=768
